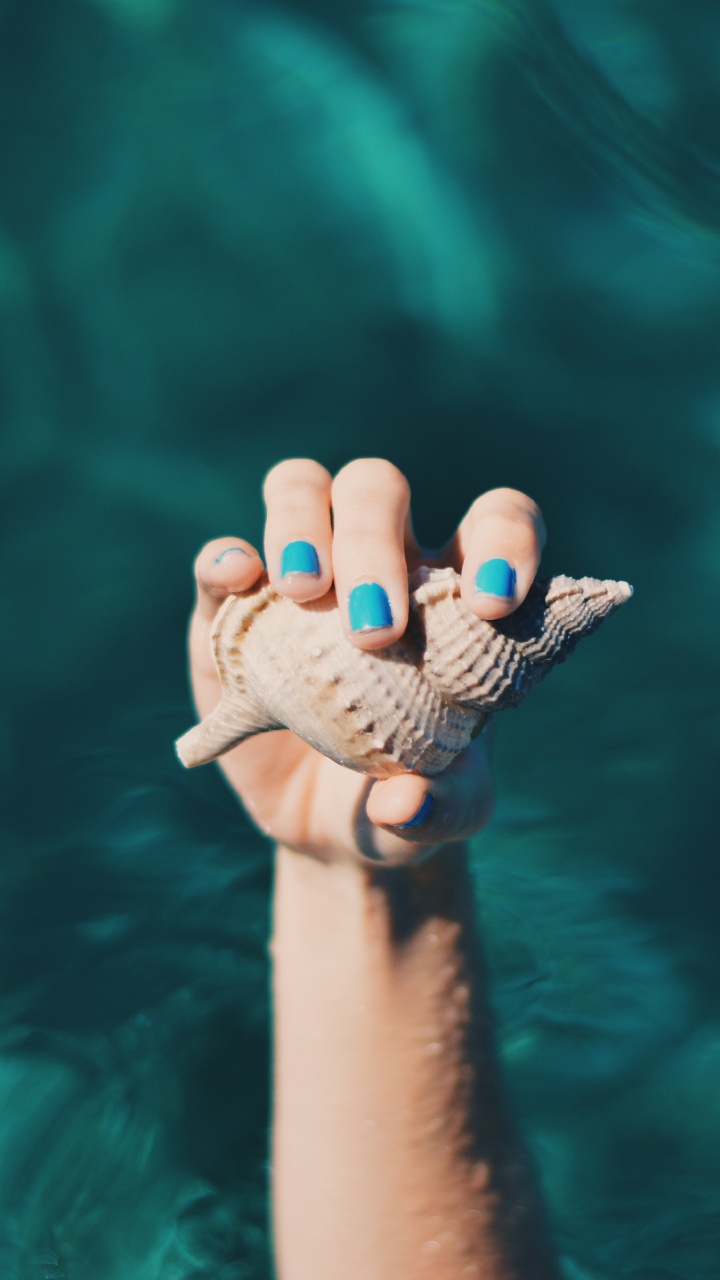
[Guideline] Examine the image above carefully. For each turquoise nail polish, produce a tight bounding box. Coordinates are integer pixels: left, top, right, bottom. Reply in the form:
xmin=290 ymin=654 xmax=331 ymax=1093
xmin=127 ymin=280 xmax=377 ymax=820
xmin=281 ymin=540 xmax=320 ymax=577
xmin=348 ymin=582 xmax=393 ymax=632
xmin=475 ymin=558 xmax=516 ymax=599
xmin=397 ymin=793 xmax=435 ymax=830
xmin=215 ymin=546 xmax=251 ymax=563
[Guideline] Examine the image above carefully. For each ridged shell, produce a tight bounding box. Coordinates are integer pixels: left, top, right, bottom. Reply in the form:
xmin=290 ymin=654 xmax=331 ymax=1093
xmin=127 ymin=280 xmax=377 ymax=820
xmin=176 ymin=567 xmax=632 ymax=778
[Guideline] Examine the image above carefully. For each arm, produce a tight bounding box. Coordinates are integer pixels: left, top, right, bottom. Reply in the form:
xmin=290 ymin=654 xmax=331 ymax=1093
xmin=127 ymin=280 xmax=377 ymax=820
xmin=186 ymin=457 xmax=557 ymax=1278
xmin=272 ymin=842 xmax=558 ymax=1280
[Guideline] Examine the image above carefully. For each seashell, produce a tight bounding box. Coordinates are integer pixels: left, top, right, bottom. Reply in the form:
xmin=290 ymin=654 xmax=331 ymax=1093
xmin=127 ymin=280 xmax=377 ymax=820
xmin=176 ymin=567 xmax=632 ymax=778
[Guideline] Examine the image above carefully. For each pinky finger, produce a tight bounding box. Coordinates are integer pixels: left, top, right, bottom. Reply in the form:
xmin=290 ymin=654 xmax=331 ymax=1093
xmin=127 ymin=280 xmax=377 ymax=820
xmin=194 ymin=537 xmax=264 ymax=621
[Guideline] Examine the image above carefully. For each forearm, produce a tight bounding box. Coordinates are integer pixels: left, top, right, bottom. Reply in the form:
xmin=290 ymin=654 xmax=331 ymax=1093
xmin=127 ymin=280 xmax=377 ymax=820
xmin=270 ymin=843 xmax=559 ymax=1280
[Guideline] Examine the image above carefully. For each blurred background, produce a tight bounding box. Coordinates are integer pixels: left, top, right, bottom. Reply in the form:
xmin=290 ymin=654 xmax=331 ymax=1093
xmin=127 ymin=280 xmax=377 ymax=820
xmin=1 ymin=0 xmax=719 ymax=1275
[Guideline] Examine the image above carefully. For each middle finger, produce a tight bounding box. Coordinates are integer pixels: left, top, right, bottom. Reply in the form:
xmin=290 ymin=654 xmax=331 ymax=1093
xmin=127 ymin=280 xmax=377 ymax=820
xmin=331 ymin=458 xmax=413 ymax=650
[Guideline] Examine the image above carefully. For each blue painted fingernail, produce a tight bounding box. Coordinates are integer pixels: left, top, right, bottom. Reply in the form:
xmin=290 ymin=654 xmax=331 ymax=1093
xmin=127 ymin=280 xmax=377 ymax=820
xmin=475 ymin=558 xmax=516 ymax=599
xmin=397 ymin=792 xmax=435 ymax=830
xmin=348 ymin=582 xmax=393 ymax=632
xmin=215 ymin=546 xmax=252 ymax=563
xmin=281 ymin=540 xmax=320 ymax=578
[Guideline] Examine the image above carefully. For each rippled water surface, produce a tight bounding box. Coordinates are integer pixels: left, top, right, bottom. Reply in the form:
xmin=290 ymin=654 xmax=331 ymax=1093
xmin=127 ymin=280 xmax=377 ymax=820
xmin=1 ymin=1 xmax=719 ymax=1275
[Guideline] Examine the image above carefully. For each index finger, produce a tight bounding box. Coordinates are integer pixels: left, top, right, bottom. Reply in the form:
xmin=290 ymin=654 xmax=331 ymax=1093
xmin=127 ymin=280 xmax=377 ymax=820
xmin=449 ymin=488 xmax=546 ymax=620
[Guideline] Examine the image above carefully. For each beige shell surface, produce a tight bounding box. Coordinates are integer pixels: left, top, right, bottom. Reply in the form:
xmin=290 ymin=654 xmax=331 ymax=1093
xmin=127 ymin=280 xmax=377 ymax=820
xmin=176 ymin=566 xmax=632 ymax=779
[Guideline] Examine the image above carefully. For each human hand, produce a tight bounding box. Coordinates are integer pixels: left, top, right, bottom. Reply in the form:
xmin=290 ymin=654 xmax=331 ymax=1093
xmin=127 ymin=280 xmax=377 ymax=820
xmin=187 ymin=458 xmax=545 ymax=865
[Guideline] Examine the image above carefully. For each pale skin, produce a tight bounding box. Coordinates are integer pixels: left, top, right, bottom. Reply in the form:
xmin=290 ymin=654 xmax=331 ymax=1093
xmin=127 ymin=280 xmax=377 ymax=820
xmin=188 ymin=458 xmax=559 ymax=1279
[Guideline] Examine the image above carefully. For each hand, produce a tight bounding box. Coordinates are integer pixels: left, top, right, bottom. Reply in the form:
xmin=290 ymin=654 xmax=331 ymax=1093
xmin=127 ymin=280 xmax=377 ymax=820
xmin=187 ymin=458 xmax=545 ymax=864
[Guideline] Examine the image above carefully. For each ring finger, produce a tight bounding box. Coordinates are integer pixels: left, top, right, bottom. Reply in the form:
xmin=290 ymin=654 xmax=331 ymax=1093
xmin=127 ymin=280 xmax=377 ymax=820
xmin=263 ymin=458 xmax=334 ymax=601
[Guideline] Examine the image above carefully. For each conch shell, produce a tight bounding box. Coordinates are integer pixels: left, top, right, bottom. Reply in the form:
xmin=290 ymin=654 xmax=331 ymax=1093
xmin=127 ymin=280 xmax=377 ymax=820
xmin=176 ymin=567 xmax=632 ymax=778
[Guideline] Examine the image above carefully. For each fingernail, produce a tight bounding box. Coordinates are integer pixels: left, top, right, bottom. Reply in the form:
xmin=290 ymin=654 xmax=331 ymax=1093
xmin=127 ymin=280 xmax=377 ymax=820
xmin=281 ymin=540 xmax=320 ymax=578
xmin=475 ymin=558 xmax=516 ymax=599
xmin=215 ymin=546 xmax=252 ymax=564
xmin=348 ymin=582 xmax=393 ymax=632
xmin=396 ymin=792 xmax=435 ymax=830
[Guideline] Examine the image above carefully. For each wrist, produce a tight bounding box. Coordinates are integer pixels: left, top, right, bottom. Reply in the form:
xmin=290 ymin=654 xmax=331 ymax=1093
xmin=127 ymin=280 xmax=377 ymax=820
xmin=272 ymin=839 xmax=477 ymax=965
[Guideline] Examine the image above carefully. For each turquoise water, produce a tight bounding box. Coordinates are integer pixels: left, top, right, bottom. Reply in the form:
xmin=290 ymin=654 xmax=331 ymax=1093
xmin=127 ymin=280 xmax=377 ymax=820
xmin=1 ymin=0 xmax=719 ymax=1275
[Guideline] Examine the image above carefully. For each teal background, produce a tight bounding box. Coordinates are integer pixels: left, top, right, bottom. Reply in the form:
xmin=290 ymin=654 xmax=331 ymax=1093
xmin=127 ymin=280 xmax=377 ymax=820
xmin=1 ymin=0 xmax=719 ymax=1275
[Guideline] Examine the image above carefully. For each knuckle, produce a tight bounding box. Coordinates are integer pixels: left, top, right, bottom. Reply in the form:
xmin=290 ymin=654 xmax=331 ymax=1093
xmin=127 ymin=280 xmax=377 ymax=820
xmin=483 ymin=485 xmax=530 ymax=506
xmin=472 ymin=487 xmax=543 ymax=526
xmin=478 ymin=511 xmax=535 ymax=545
xmin=269 ymin=494 xmax=322 ymax=528
xmin=335 ymin=528 xmax=405 ymax=564
xmin=333 ymin=458 xmax=410 ymax=505
xmin=263 ymin=458 xmax=331 ymax=501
